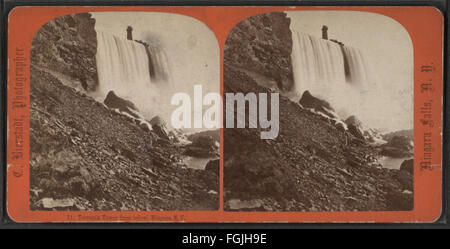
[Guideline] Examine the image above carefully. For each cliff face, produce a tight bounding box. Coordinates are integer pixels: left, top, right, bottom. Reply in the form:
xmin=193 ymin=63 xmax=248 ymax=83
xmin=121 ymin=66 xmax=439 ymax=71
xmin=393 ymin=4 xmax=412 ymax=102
xmin=224 ymin=12 xmax=294 ymax=91
xmin=31 ymin=13 xmax=98 ymax=91
xmin=223 ymin=12 xmax=413 ymax=211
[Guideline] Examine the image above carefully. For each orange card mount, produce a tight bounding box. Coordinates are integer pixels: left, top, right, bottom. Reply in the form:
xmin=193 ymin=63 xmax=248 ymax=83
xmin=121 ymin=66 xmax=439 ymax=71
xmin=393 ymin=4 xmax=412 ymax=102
xmin=6 ymin=6 xmax=443 ymax=223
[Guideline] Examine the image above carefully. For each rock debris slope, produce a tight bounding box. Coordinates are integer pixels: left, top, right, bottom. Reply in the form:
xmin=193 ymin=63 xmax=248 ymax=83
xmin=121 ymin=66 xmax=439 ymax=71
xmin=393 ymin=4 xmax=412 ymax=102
xmin=29 ymin=13 xmax=219 ymax=211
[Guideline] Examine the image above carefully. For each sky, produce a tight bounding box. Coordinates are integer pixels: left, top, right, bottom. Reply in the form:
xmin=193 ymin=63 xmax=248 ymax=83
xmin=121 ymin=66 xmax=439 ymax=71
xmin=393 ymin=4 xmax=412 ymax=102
xmin=287 ymin=11 xmax=414 ymax=132
xmin=90 ymin=11 xmax=220 ymax=131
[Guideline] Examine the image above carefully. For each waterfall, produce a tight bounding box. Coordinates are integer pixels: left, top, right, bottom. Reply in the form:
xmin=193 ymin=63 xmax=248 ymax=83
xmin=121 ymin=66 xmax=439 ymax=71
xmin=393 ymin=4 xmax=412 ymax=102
xmin=96 ymin=31 xmax=153 ymax=93
xmin=291 ymin=31 xmax=376 ymax=120
xmin=342 ymin=46 xmax=371 ymax=86
xmin=146 ymin=46 xmax=170 ymax=82
xmin=291 ymin=31 xmax=346 ymax=98
xmin=95 ymin=31 xmax=167 ymax=120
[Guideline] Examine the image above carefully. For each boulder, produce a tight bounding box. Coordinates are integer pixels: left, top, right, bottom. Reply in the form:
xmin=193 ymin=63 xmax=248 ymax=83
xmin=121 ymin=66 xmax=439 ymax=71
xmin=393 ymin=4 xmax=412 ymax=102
xmin=345 ymin=116 xmax=365 ymax=140
xmin=149 ymin=116 xmax=170 ymax=141
xmin=187 ymin=129 xmax=220 ymax=143
xmin=382 ymin=129 xmax=414 ymax=142
xmin=205 ymin=159 xmax=219 ymax=175
xmin=299 ymin=91 xmax=337 ymax=118
xmin=400 ymin=159 xmax=414 ymax=174
xmin=192 ymin=135 xmax=218 ymax=149
xmin=40 ymin=198 xmax=75 ymax=209
xmin=184 ymin=135 xmax=219 ymax=157
xmin=104 ymin=91 xmax=139 ymax=118
xmin=335 ymin=121 xmax=347 ymax=132
xmin=387 ymin=135 xmax=413 ymax=151
xmin=380 ymin=135 xmax=413 ymax=158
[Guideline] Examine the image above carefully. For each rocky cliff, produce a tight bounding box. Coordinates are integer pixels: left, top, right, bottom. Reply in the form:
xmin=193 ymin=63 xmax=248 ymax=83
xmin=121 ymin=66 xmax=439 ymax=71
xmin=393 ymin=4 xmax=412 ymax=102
xmin=224 ymin=12 xmax=294 ymax=91
xmin=223 ymin=12 xmax=413 ymax=211
xmin=31 ymin=13 xmax=98 ymax=91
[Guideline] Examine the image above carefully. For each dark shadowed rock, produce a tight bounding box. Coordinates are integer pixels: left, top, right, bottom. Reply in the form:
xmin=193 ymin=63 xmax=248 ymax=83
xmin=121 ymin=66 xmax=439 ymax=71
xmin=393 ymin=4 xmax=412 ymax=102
xmin=31 ymin=13 xmax=98 ymax=91
xmin=396 ymin=170 xmax=413 ymax=191
xmin=382 ymin=129 xmax=413 ymax=142
xmin=103 ymin=91 xmax=139 ymax=118
xmin=205 ymin=159 xmax=220 ymax=175
xmin=187 ymin=129 xmax=220 ymax=143
xmin=385 ymin=191 xmax=413 ymax=211
xmin=400 ymin=159 xmax=414 ymax=174
xmin=380 ymin=135 xmax=413 ymax=158
xmin=192 ymin=135 xmax=218 ymax=148
xmin=387 ymin=136 xmax=413 ymax=151
xmin=224 ymin=12 xmax=294 ymax=91
xmin=300 ymin=91 xmax=337 ymax=119
xmin=185 ymin=135 xmax=219 ymax=158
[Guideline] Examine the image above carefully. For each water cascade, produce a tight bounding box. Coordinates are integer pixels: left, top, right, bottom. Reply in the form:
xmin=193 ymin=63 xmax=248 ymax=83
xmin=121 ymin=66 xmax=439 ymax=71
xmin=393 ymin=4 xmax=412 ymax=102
xmin=291 ymin=30 xmax=377 ymax=120
xmin=95 ymin=30 xmax=170 ymax=120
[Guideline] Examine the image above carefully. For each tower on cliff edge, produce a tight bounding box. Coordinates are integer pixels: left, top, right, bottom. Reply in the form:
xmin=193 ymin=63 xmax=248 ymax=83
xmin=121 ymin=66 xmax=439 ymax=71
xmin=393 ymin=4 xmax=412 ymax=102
xmin=127 ymin=26 xmax=133 ymax=40
xmin=322 ymin=25 xmax=328 ymax=40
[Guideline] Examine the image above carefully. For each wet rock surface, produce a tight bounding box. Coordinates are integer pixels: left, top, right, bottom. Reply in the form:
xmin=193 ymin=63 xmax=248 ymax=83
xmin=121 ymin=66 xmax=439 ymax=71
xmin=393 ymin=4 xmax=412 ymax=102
xmin=299 ymin=90 xmax=337 ymax=119
xmin=104 ymin=91 xmax=140 ymax=118
xmin=30 ymin=67 xmax=219 ymax=211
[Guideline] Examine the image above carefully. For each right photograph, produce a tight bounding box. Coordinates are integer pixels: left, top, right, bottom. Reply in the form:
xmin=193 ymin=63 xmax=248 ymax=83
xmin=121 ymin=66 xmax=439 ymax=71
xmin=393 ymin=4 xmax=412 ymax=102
xmin=223 ymin=11 xmax=414 ymax=212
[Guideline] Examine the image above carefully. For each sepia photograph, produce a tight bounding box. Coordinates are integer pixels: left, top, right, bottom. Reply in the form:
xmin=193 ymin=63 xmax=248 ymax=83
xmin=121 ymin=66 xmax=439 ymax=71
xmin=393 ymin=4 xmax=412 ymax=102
xmin=223 ymin=11 xmax=414 ymax=212
xmin=3 ymin=3 xmax=445 ymax=227
xmin=29 ymin=12 xmax=220 ymax=211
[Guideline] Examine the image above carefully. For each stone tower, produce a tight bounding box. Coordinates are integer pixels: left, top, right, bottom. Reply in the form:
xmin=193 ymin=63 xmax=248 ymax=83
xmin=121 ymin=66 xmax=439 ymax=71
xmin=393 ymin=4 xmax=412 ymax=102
xmin=322 ymin=25 xmax=328 ymax=40
xmin=127 ymin=26 xmax=133 ymax=40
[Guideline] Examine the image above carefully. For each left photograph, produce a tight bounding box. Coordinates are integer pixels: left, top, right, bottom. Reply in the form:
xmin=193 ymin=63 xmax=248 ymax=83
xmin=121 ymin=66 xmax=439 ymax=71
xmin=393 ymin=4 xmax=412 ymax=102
xmin=29 ymin=12 xmax=220 ymax=211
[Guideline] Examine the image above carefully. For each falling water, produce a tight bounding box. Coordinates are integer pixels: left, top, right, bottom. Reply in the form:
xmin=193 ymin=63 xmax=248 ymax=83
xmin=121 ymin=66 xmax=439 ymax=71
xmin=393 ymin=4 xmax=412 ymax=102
xmin=291 ymin=31 xmax=346 ymax=98
xmin=291 ymin=31 xmax=376 ymax=119
xmin=146 ymin=46 xmax=170 ymax=82
xmin=96 ymin=31 xmax=153 ymax=94
xmin=95 ymin=31 xmax=167 ymax=120
xmin=342 ymin=46 xmax=372 ymax=86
